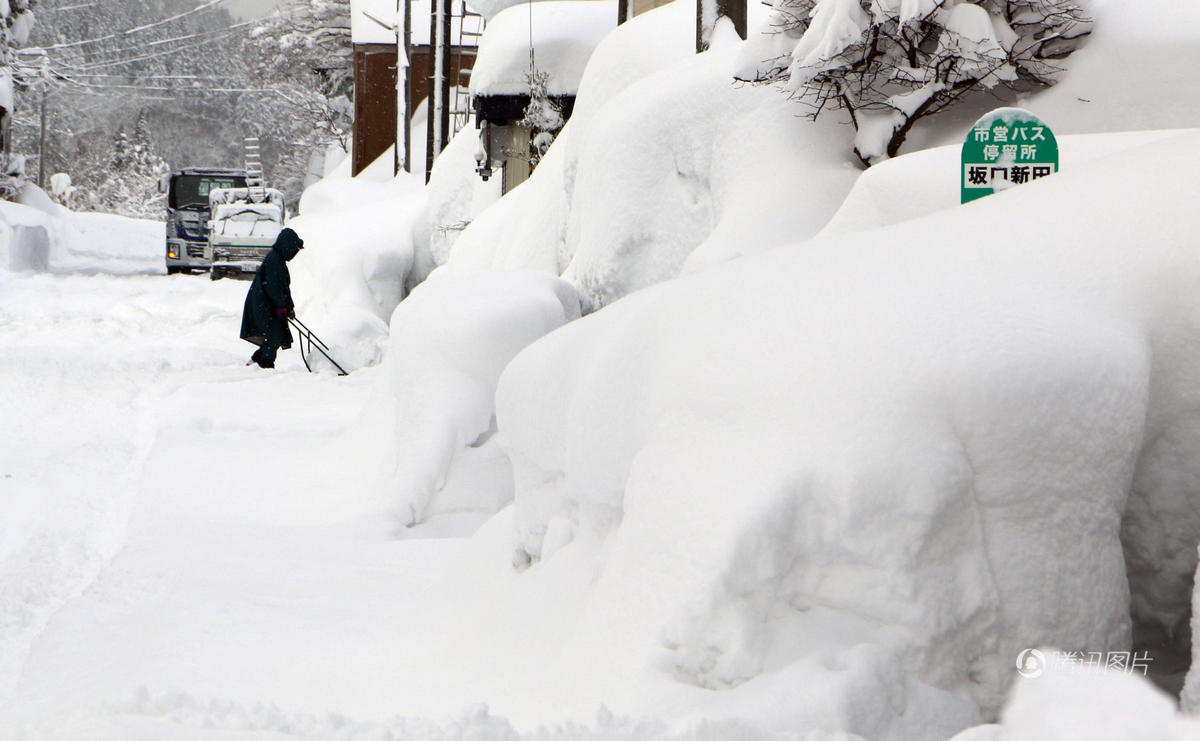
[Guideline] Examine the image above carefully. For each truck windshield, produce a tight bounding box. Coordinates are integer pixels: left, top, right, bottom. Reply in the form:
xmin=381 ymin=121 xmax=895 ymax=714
xmin=170 ymin=175 xmax=248 ymax=209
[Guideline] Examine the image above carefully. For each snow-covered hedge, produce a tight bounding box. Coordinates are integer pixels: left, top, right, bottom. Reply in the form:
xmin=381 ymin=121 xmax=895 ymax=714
xmin=490 ymin=131 xmax=1200 ymax=733
xmin=414 ymin=0 xmax=1200 ymax=318
xmin=353 ymin=269 xmax=580 ymax=524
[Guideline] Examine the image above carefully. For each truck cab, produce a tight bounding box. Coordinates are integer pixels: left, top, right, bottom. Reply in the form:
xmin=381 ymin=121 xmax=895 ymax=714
xmin=205 ymin=187 xmax=287 ymax=280
xmin=163 ymin=168 xmax=249 ymax=274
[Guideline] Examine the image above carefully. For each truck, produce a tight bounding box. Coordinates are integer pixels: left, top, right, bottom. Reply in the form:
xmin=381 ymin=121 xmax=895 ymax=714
xmin=205 ymin=187 xmax=287 ymax=280
xmin=162 ymin=167 xmax=249 ymax=274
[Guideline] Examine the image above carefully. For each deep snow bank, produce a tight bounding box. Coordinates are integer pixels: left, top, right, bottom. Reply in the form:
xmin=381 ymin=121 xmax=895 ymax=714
xmin=428 ymin=0 xmax=865 ymax=313
xmin=951 ymin=663 xmax=1200 ymax=740
xmin=353 ymin=269 xmax=580 ymax=525
xmin=0 ymin=184 xmax=163 ymax=275
xmin=424 ymin=0 xmax=1200 ymax=317
xmin=288 ymin=143 xmax=429 ymax=371
xmin=491 ymin=131 xmax=1200 ymax=734
xmin=819 ymin=129 xmax=1188 ymax=237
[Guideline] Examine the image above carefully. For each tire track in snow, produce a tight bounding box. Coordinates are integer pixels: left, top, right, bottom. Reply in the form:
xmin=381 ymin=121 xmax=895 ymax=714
xmin=0 ymin=272 xmax=247 ymax=702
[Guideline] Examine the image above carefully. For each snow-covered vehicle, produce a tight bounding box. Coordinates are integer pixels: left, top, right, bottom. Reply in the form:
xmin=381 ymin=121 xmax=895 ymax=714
xmin=204 ymin=187 xmax=287 ymax=280
xmin=162 ymin=168 xmax=250 ymax=274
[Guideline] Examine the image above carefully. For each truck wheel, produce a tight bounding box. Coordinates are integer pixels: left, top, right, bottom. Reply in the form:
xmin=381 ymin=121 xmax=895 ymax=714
xmin=211 ymin=268 xmax=223 ymax=281
xmin=167 ymin=266 xmax=181 ymax=275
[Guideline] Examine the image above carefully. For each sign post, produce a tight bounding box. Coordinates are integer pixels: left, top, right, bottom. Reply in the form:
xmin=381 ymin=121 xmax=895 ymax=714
xmin=961 ymin=108 xmax=1058 ymax=204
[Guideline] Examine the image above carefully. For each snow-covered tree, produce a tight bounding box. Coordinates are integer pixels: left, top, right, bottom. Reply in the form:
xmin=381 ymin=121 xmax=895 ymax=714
xmin=519 ymin=69 xmax=564 ymax=170
xmin=81 ymin=110 xmax=169 ymax=217
xmin=17 ymin=0 xmax=250 ymax=209
xmin=736 ymin=0 xmax=1091 ymax=165
xmin=0 ymin=0 xmax=37 ymax=198
xmin=243 ymin=0 xmax=353 ymax=199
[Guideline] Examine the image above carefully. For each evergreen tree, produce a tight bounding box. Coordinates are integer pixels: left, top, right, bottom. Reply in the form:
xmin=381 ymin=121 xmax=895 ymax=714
xmin=242 ymin=0 xmax=353 ymax=200
xmin=84 ymin=111 xmax=169 ymax=217
xmin=1 ymin=0 xmax=37 ymax=199
xmin=16 ymin=0 xmax=250 ymax=209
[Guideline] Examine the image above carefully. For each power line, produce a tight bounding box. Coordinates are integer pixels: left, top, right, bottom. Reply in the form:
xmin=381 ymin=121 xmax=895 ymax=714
xmin=41 ymin=2 xmax=100 ymax=10
xmin=54 ymin=72 xmax=281 ymax=98
xmin=48 ymin=21 xmax=252 ymax=66
xmin=65 ymin=30 xmax=244 ymax=72
xmin=58 ymin=72 xmax=244 ymax=82
xmin=43 ymin=0 xmax=230 ymax=50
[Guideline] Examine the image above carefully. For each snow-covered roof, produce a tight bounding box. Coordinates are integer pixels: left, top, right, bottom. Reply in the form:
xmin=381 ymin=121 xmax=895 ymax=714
xmin=351 ymin=0 xmax=482 ymax=47
xmin=469 ymin=1 xmax=616 ymax=98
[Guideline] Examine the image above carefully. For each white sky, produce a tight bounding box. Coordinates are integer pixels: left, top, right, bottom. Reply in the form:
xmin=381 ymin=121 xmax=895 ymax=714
xmin=220 ymin=0 xmax=284 ymax=20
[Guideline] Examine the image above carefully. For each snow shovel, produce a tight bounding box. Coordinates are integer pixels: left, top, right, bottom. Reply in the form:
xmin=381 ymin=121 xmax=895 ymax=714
xmin=288 ymin=317 xmax=349 ymax=376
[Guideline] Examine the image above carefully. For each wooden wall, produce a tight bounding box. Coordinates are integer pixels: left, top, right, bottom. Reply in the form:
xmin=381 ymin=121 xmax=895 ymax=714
xmin=352 ymin=43 xmax=476 ymax=177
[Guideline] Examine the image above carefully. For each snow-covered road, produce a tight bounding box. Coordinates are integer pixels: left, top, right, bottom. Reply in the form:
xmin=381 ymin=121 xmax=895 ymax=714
xmin=0 ymin=270 xmax=482 ymax=739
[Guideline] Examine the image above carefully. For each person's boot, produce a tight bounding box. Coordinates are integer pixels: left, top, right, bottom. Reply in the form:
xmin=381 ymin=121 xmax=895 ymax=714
xmin=247 ymin=348 xmax=275 ymax=369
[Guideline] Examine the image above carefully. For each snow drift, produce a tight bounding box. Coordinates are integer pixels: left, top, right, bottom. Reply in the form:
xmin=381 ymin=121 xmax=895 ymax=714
xmin=0 ymin=184 xmax=163 ymax=275
xmin=434 ymin=0 xmax=860 ymax=313
xmin=289 ymin=124 xmax=430 ymax=371
xmin=951 ymin=662 xmax=1200 ymax=740
xmin=489 ymin=130 xmax=1200 ymax=735
xmin=422 ymin=0 xmax=1200 ymax=318
xmin=354 ymin=269 xmax=580 ymax=525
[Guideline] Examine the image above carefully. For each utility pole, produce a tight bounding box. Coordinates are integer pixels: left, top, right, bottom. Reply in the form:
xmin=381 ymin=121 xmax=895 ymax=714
xmin=35 ymin=50 xmax=49 ymax=189
xmin=617 ymin=0 xmax=632 ymax=26
xmin=38 ymin=84 xmax=47 ymax=189
xmin=425 ymin=0 xmax=451 ymax=182
xmin=696 ymin=0 xmax=746 ymax=53
xmin=395 ymin=0 xmax=411 ymax=174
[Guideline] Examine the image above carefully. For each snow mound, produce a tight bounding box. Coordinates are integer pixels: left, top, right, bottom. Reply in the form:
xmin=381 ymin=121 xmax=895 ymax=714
xmin=819 ymin=128 xmax=1188 ymax=237
xmin=0 ymin=184 xmax=163 ymax=275
xmin=355 ymin=269 xmax=580 ymax=524
xmin=409 ymin=121 xmax=503 ymax=289
xmin=469 ymin=1 xmax=617 ymax=98
xmin=1185 ymin=552 xmax=1200 ymax=712
xmin=951 ymin=662 xmax=1200 ymax=740
xmin=492 ymin=131 xmax=1200 ymax=733
xmin=0 ymin=199 xmax=51 ymax=272
xmin=428 ymin=0 xmax=1200 ymax=317
xmin=441 ymin=0 xmax=858 ymax=313
xmin=416 ymin=0 xmax=699 ymax=281
xmin=288 ymin=144 xmax=429 ymax=371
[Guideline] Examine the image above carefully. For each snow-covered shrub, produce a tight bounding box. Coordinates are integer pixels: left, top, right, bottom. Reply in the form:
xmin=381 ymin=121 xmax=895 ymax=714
xmin=48 ymin=173 xmax=75 ymax=209
xmin=435 ymin=1 xmax=862 ymax=314
xmin=354 ymin=269 xmax=581 ymax=524
xmin=520 ymin=69 xmax=566 ymax=169
xmin=495 ymin=130 xmax=1200 ymax=731
xmin=736 ymin=0 xmax=1092 ymax=164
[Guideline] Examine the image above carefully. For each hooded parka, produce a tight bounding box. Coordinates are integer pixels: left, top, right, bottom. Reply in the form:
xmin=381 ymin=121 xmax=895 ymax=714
xmin=240 ymin=228 xmax=303 ymax=350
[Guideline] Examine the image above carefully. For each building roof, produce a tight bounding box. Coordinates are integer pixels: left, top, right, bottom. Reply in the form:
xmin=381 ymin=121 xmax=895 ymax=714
xmin=469 ymin=0 xmax=616 ymax=98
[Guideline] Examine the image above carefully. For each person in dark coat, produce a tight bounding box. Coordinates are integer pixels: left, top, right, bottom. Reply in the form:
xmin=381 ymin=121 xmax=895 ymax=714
xmin=241 ymin=227 xmax=304 ymax=368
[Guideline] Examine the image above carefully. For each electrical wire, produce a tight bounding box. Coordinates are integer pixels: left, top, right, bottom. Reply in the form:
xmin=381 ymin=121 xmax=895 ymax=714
xmin=66 ymin=31 xmax=245 ymax=72
xmin=43 ymin=0 xmax=230 ymax=50
xmin=48 ymin=22 xmax=253 ymax=67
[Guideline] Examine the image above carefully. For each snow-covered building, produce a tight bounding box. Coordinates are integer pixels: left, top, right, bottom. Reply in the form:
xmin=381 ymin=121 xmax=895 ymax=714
xmin=470 ymin=0 xmax=615 ymax=193
xmin=350 ymin=0 xmax=483 ymax=176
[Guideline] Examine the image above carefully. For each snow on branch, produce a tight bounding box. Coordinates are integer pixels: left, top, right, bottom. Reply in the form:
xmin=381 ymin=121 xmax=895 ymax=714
xmin=519 ymin=68 xmax=565 ymax=170
xmin=735 ymin=0 xmax=1092 ymax=166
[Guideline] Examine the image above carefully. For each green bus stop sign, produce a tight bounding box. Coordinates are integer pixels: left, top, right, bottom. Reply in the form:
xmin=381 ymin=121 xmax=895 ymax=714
xmin=961 ymin=107 xmax=1058 ymax=204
